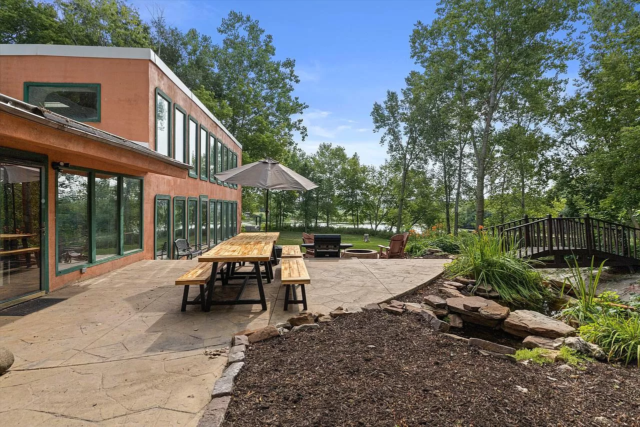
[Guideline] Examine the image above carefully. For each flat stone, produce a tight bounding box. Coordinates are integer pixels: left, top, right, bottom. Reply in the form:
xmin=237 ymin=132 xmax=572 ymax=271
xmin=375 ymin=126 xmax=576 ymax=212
xmin=291 ymin=323 xmax=320 ymax=332
xmin=522 ymin=336 xmax=564 ymax=351
xmin=469 ymin=338 xmax=516 ymax=355
xmin=211 ymin=362 xmax=244 ymax=397
xmin=478 ymin=349 xmax=517 ymax=363
xmin=228 ymin=351 xmax=245 ymax=364
xmin=198 ymin=396 xmax=231 ymax=427
xmin=0 ymin=346 xmax=14 ymax=375
xmin=447 ymin=296 xmax=509 ymax=327
xmin=275 ymin=322 xmax=292 ymax=330
xmin=247 ymin=326 xmax=280 ymax=343
xmin=449 ymin=313 xmax=463 ymax=328
xmin=463 ymin=300 xmax=488 ymax=312
xmin=330 ymin=309 xmax=353 ymax=318
xmin=442 ymin=333 xmax=469 ymax=344
xmin=288 ymin=313 xmax=315 ymax=327
xmin=317 ymin=315 xmax=333 ymax=323
xmin=502 ymin=310 xmax=575 ymax=338
xmin=421 ymin=310 xmax=450 ymax=333
xmin=384 ymin=306 xmax=404 ymax=315
xmin=233 ymin=335 xmax=249 ymax=346
xmin=443 ymin=281 xmax=466 ymax=290
xmin=454 ymin=277 xmax=475 ymax=285
xmin=362 ymin=303 xmax=381 ymax=311
xmin=404 ymin=303 xmax=423 ymax=314
xmin=439 ymin=287 xmax=464 ymax=298
xmin=564 ymin=336 xmax=606 ymax=360
xmin=229 ymin=345 xmax=246 ymax=355
xmin=424 ymin=294 xmax=447 ymax=309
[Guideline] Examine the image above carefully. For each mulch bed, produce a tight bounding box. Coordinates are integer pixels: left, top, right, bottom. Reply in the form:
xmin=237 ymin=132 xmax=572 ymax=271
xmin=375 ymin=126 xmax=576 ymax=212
xmin=223 ymin=311 xmax=640 ymax=426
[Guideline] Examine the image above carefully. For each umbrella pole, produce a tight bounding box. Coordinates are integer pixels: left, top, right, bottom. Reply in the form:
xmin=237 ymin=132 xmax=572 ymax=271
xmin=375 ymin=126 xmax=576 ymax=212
xmin=265 ymin=189 xmax=269 ymax=232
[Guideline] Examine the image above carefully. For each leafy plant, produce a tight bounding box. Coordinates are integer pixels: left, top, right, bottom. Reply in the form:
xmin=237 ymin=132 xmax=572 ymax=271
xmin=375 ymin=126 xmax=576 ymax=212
xmin=580 ymin=313 xmax=640 ymax=366
xmin=430 ymin=236 xmax=461 ymax=254
xmin=445 ymin=232 xmax=547 ymax=307
xmin=557 ymin=257 xmax=608 ymax=325
xmin=514 ymin=348 xmax=554 ymax=365
xmin=558 ymin=346 xmax=591 ymax=367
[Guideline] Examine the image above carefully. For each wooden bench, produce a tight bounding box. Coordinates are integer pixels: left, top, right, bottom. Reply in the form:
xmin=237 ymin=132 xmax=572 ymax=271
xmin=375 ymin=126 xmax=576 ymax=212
xmin=280 ymin=258 xmax=310 ymax=311
xmin=0 ymin=247 xmax=41 ymax=267
xmin=281 ymin=245 xmax=303 ymax=258
xmin=175 ymin=262 xmax=216 ymax=312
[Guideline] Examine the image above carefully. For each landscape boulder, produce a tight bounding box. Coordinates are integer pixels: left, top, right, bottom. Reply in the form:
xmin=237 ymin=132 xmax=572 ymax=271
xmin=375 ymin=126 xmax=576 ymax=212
xmin=247 ymin=326 xmax=280 ymax=343
xmin=442 ymin=281 xmax=466 ymax=290
xmin=421 ymin=310 xmax=450 ymax=333
xmin=469 ymin=338 xmax=516 ymax=355
xmin=0 ymin=347 xmax=14 ymax=376
xmin=564 ymin=336 xmax=606 ymax=360
xmin=288 ymin=313 xmax=315 ymax=327
xmin=502 ymin=310 xmax=575 ymax=338
xmin=439 ymin=287 xmax=465 ymax=299
xmin=447 ymin=296 xmax=509 ymax=327
xmin=424 ymin=294 xmax=447 ymax=309
xmin=522 ymin=336 xmax=565 ymax=351
xmin=448 ymin=313 xmax=464 ymax=328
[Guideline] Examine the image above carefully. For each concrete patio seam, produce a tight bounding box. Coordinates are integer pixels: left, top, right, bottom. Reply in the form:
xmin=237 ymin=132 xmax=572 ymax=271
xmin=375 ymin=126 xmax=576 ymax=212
xmin=358 ymin=258 xmax=399 ymax=296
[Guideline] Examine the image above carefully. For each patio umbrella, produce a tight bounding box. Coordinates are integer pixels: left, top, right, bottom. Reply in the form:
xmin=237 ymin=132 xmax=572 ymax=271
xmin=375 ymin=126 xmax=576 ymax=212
xmin=214 ymin=158 xmax=318 ymax=232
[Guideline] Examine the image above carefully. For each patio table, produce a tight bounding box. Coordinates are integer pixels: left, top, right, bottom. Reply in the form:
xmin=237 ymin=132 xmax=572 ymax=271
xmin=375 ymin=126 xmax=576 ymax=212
xmin=198 ymin=232 xmax=280 ymax=310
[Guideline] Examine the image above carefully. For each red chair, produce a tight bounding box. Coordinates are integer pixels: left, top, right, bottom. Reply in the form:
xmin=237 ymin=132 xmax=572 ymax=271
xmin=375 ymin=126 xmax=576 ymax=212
xmin=378 ymin=232 xmax=409 ymax=259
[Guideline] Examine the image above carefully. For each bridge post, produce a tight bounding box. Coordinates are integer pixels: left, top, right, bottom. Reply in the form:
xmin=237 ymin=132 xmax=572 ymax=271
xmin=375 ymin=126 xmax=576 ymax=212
xmin=584 ymin=214 xmax=593 ymax=256
xmin=523 ymin=215 xmax=531 ymax=252
xmin=547 ymin=214 xmax=554 ymax=254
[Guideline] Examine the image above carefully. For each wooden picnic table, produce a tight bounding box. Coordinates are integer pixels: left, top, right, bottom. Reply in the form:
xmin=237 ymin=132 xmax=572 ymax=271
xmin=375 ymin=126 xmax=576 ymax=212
xmin=197 ymin=233 xmax=280 ymax=311
xmin=0 ymin=233 xmax=37 ymax=240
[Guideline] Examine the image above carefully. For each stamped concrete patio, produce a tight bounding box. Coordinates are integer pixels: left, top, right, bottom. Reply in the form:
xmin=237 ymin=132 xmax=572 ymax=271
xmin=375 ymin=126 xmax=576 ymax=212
xmin=0 ymin=257 xmax=446 ymax=426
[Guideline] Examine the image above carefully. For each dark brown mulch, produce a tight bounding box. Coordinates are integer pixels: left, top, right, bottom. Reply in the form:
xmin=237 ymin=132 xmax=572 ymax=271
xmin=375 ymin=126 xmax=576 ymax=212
xmin=224 ymin=311 xmax=640 ymax=426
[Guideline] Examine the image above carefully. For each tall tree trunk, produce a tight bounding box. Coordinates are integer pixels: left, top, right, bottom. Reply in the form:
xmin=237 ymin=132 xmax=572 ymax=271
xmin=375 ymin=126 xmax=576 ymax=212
xmin=397 ymin=163 xmax=408 ymax=234
xmin=520 ymin=165 xmax=526 ymax=216
xmin=475 ymin=159 xmax=485 ymax=229
xmin=442 ymin=153 xmax=451 ymax=234
xmin=454 ymin=139 xmax=464 ymax=236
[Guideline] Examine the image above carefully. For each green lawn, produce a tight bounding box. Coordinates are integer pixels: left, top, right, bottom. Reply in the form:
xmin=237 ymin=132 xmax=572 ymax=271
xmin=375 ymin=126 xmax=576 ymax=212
xmin=275 ymin=230 xmax=389 ymax=251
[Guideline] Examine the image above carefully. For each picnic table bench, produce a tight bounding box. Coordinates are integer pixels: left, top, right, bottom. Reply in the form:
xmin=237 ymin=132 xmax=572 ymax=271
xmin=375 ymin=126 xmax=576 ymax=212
xmin=281 ymin=257 xmax=310 ymax=311
xmin=281 ymin=245 xmax=302 ymax=258
xmin=175 ymin=262 xmax=216 ymax=311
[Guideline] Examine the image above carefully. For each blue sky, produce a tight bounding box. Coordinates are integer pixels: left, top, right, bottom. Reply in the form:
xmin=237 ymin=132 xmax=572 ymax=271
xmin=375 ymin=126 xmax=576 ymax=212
xmin=130 ymin=0 xmax=441 ymax=166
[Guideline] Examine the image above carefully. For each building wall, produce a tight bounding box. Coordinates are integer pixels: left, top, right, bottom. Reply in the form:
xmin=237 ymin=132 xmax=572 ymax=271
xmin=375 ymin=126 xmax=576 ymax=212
xmin=0 ymin=56 xmax=151 ymax=143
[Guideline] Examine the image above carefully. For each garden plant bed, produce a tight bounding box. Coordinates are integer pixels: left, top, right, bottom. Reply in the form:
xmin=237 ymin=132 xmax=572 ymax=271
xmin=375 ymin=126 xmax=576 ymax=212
xmin=223 ymin=311 xmax=640 ymax=426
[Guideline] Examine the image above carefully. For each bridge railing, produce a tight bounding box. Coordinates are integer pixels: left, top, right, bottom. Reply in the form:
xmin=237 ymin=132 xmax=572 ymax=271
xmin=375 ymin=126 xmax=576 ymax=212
xmin=493 ymin=215 xmax=640 ymax=261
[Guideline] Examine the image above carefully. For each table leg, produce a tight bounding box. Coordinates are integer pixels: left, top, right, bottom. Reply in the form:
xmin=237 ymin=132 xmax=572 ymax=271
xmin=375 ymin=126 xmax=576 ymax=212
xmin=284 ymin=285 xmax=290 ymax=311
xmin=205 ymin=262 xmax=217 ymax=312
xmin=253 ymin=261 xmax=268 ymax=311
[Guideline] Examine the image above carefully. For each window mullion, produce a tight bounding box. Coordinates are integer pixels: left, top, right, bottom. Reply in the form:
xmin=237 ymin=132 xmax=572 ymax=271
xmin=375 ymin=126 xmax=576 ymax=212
xmin=118 ymin=177 xmax=124 ymax=256
xmin=89 ymin=171 xmax=96 ymax=264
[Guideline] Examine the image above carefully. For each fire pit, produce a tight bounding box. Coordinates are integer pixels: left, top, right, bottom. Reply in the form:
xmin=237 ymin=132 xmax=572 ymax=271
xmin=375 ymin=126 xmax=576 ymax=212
xmin=342 ymin=249 xmax=378 ymax=259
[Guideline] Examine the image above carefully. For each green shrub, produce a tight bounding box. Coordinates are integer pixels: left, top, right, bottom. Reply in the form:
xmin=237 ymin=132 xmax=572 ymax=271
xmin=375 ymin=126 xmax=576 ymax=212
xmin=445 ymin=232 xmax=547 ymax=307
xmin=557 ymin=257 xmax=606 ymax=325
xmin=430 ymin=236 xmax=461 ymax=254
xmin=579 ymin=313 xmax=640 ymax=366
xmin=559 ymin=346 xmax=591 ymax=367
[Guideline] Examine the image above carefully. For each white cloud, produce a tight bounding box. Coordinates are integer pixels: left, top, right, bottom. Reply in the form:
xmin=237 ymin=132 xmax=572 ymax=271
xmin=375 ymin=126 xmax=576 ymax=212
xmin=304 ymin=109 xmax=332 ymax=120
xmin=355 ymin=128 xmax=369 ymax=132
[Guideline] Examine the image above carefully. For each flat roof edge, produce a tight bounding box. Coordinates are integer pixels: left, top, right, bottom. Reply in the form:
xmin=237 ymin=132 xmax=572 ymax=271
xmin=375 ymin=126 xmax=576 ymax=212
xmin=0 ymin=44 xmax=243 ymax=150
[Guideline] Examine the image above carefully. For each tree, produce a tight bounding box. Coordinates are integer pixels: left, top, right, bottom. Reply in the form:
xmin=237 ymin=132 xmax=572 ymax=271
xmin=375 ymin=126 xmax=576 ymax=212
xmin=411 ymin=0 xmax=579 ymax=227
xmin=371 ymin=88 xmax=426 ymax=233
xmin=337 ymin=154 xmax=367 ymax=227
xmin=362 ymin=163 xmax=394 ymax=232
xmin=0 ymin=0 xmax=66 ymax=44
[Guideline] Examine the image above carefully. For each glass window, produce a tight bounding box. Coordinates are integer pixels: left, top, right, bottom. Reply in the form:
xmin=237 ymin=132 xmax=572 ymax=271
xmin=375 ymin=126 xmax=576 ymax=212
xmin=188 ymin=119 xmax=198 ymax=177
xmin=232 ymin=202 xmax=237 ymax=236
xmin=187 ymin=198 xmax=197 ymax=245
xmin=209 ymin=135 xmax=216 ymax=181
xmin=216 ymin=201 xmax=222 ymax=244
xmin=155 ymin=91 xmax=171 ymax=156
xmin=25 ymin=83 xmax=100 ymax=122
xmin=217 ymin=142 xmax=223 ymax=174
xmin=200 ymin=127 xmax=208 ymax=180
xmin=174 ymin=107 xmax=186 ymax=163
xmin=200 ymin=199 xmax=208 ymax=249
xmin=174 ymin=198 xmax=186 ymax=242
xmin=123 ymin=178 xmax=142 ymax=253
xmin=220 ymin=201 xmax=226 ymax=240
xmin=57 ymin=170 xmax=89 ymax=272
xmin=95 ymin=174 xmax=119 ymax=260
xmin=155 ymin=197 xmax=170 ymax=260
xmin=209 ymin=199 xmax=216 ymax=247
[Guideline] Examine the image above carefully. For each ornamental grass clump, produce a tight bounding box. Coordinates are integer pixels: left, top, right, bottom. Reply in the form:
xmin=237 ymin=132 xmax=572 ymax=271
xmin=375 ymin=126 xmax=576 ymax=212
xmin=445 ymin=231 xmax=547 ymax=307
xmin=557 ymin=257 xmax=605 ymax=326
xmin=580 ymin=313 xmax=640 ymax=366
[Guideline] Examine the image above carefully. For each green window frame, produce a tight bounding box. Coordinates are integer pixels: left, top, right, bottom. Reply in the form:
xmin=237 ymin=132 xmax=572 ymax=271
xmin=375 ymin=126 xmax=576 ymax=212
xmin=231 ymin=153 xmax=238 ymax=189
xmin=209 ymin=135 xmax=217 ymax=183
xmin=187 ymin=197 xmax=198 ymax=246
xmin=222 ymin=145 xmax=228 ymax=187
xmin=154 ymin=195 xmax=171 ymax=260
xmin=174 ymin=104 xmax=187 ymax=163
xmin=233 ymin=202 xmax=238 ymax=236
xmin=188 ymin=116 xmax=198 ymax=178
xmin=209 ymin=198 xmax=217 ymax=247
xmin=173 ymin=196 xmax=187 ymax=257
xmin=216 ymin=201 xmax=222 ymax=244
xmin=24 ymin=82 xmax=101 ymax=122
xmin=155 ymin=88 xmax=172 ymax=157
xmin=56 ymin=167 xmax=143 ymax=275
xmin=199 ymin=196 xmax=208 ymax=250
xmin=200 ymin=126 xmax=209 ymax=181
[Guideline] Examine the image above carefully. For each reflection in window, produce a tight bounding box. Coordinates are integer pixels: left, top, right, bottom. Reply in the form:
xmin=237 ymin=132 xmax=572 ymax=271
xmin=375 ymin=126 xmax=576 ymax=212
xmin=200 ymin=199 xmax=208 ymax=249
xmin=156 ymin=92 xmax=171 ymax=156
xmin=200 ymin=128 xmax=208 ymax=180
xmin=155 ymin=198 xmax=170 ymax=260
xmin=209 ymin=135 xmax=216 ymax=180
xmin=188 ymin=199 xmax=197 ymax=245
xmin=189 ymin=119 xmax=198 ymax=175
xmin=216 ymin=201 xmax=222 ymax=244
xmin=95 ymin=174 xmax=118 ymax=260
xmin=123 ymin=178 xmax=142 ymax=252
xmin=209 ymin=200 xmax=216 ymax=247
xmin=217 ymin=141 xmax=222 ymax=176
xmin=57 ymin=171 xmax=89 ymax=271
xmin=174 ymin=199 xmax=185 ymax=241
xmin=175 ymin=108 xmax=186 ymax=162
xmin=26 ymin=83 xmax=100 ymax=121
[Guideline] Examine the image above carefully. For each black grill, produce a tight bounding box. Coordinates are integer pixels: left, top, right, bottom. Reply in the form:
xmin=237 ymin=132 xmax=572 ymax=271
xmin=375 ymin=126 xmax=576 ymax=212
xmin=314 ymin=234 xmax=341 ymax=258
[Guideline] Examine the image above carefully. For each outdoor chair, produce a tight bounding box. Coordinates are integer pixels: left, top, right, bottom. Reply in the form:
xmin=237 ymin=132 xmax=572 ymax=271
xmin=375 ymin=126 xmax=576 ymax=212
xmin=302 ymin=232 xmax=315 ymax=258
xmin=378 ymin=232 xmax=410 ymax=259
xmin=314 ymin=234 xmax=341 ymax=258
xmin=173 ymin=239 xmax=203 ymax=260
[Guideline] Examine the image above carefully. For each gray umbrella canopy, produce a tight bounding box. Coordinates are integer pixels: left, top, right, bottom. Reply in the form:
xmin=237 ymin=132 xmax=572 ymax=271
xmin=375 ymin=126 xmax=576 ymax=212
xmin=214 ymin=158 xmax=317 ymax=191
xmin=214 ymin=158 xmax=318 ymax=232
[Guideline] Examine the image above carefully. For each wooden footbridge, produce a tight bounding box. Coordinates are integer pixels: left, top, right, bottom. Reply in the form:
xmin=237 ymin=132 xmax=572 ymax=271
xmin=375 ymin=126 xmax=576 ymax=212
xmin=491 ymin=215 xmax=640 ymax=268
